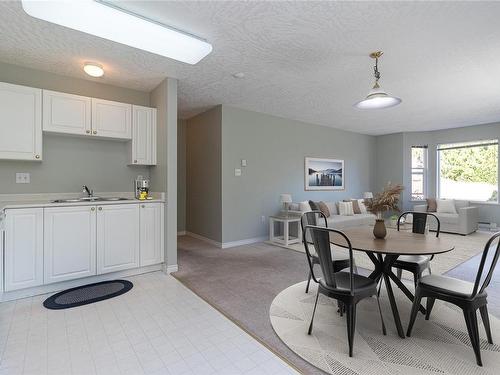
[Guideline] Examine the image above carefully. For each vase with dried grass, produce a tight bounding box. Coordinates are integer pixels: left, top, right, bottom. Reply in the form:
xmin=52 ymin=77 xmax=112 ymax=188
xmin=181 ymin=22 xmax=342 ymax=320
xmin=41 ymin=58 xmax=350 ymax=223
xmin=365 ymin=183 xmax=404 ymax=239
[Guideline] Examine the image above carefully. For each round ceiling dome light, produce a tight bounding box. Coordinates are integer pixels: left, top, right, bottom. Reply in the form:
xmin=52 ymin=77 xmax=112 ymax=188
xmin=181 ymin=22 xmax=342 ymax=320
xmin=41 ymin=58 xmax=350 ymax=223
xmin=83 ymin=62 xmax=104 ymax=77
xmin=354 ymin=51 xmax=401 ymax=110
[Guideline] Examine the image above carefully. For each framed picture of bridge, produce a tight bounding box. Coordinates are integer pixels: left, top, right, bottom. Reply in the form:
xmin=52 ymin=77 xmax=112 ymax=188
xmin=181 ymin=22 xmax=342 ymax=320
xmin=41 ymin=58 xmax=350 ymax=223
xmin=305 ymin=157 xmax=344 ymax=191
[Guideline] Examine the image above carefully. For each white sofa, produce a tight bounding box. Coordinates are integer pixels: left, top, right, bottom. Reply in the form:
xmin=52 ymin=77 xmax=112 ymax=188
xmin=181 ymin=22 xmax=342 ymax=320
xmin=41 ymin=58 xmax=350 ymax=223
xmin=290 ymin=200 xmax=376 ymax=230
xmin=413 ymin=200 xmax=479 ymax=235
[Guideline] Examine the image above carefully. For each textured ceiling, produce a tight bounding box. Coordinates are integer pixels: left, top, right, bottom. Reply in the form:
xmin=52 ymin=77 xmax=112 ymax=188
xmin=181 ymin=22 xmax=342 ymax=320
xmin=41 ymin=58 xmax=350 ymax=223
xmin=1 ymin=1 xmax=500 ymax=135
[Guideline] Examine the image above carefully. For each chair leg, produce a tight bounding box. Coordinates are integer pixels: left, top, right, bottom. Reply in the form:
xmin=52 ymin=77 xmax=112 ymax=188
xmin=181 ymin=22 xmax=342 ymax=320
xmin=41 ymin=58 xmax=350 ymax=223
xmin=308 ymin=290 xmax=320 ymax=335
xmin=352 ymin=259 xmax=358 ymax=274
xmin=406 ymin=290 xmax=422 ymax=337
xmin=346 ymin=303 xmax=357 ymax=357
xmin=375 ymin=293 xmax=387 ymax=335
xmin=305 ymin=270 xmax=312 ymax=294
xmin=479 ymin=305 xmax=493 ymax=344
xmin=397 ymin=268 xmax=402 ymax=280
xmin=463 ymin=309 xmax=482 ymax=366
xmin=425 ymin=298 xmax=435 ymax=320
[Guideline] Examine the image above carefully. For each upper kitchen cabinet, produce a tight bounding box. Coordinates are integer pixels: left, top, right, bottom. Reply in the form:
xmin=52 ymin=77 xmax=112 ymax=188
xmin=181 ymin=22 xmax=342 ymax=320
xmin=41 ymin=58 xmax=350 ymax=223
xmin=129 ymin=105 xmax=157 ymax=165
xmin=43 ymin=90 xmax=91 ymax=136
xmin=92 ymin=98 xmax=132 ymax=140
xmin=0 ymin=82 xmax=42 ymax=161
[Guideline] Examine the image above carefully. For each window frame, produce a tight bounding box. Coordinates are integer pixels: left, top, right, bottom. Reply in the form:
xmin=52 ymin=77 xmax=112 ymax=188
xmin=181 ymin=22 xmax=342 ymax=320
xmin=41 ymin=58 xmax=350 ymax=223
xmin=436 ymin=139 xmax=499 ymax=203
xmin=410 ymin=145 xmax=428 ymax=202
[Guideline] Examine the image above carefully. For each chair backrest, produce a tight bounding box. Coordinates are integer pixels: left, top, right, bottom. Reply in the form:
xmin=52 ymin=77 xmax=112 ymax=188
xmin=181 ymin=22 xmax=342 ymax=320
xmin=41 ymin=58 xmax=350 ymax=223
xmin=398 ymin=211 xmax=440 ymax=237
xmin=300 ymin=211 xmax=327 ymax=244
xmin=303 ymin=225 xmax=355 ymax=295
xmin=472 ymin=231 xmax=500 ymax=296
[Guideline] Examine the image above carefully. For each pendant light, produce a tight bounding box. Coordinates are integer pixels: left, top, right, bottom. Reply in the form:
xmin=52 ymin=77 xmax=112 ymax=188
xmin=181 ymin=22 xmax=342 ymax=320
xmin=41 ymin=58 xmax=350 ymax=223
xmin=354 ymin=51 xmax=401 ymax=109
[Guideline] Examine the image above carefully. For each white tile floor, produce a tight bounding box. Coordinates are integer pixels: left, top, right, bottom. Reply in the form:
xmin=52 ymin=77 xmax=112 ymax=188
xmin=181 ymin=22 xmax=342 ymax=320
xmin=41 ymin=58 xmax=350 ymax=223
xmin=0 ymin=272 xmax=297 ymax=375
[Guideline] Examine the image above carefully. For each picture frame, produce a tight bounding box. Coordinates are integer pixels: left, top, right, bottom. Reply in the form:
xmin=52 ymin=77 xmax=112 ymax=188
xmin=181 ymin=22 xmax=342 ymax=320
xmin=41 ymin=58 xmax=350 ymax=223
xmin=305 ymin=157 xmax=345 ymax=191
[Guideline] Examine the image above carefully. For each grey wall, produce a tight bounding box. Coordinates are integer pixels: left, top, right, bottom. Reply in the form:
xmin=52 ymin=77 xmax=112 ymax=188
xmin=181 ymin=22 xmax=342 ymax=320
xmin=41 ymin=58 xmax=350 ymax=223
xmin=186 ymin=106 xmax=222 ymax=243
xmin=150 ymin=78 xmax=178 ymax=268
xmin=177 ymin=119 xmax=187 ymax=232
xmin=0 ymin=62 xmax=150 ymax=194
xmin=375 ymin=133 xmax=404 ymax=191
xmin=221 ymin=106 xmax=376 ymax=243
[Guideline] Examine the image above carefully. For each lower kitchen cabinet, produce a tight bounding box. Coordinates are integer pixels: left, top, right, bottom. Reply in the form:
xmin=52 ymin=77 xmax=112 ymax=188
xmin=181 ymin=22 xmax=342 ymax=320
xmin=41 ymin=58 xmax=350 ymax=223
xmin=97 ymin=204 xmax=140 ymax=274
xmin=4 ymin=208 xmax=44 ymax=291
xmin=139 ymin=203 xmax=164 ymax=266
xmin=44 ymin=206 xmax=97 ymax=284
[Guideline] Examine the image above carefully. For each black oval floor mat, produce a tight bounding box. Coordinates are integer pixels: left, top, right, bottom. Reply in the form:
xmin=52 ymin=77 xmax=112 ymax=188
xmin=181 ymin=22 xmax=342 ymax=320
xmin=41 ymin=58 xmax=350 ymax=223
xmin=43 ymin=280 xmax=133 ymax=310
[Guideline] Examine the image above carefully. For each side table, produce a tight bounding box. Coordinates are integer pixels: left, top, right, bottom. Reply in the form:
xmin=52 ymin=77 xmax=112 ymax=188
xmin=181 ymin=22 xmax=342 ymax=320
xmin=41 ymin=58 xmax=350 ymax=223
xmin=269 ymin=215 xmax=301 ymax=246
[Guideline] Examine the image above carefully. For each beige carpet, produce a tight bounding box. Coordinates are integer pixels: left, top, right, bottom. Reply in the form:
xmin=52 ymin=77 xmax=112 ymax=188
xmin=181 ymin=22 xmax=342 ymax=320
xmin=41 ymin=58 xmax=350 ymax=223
xmin=272 ymin=230 xmax=492 ymax=275
xmin=271 ymin=281 xmax=500 ymax=374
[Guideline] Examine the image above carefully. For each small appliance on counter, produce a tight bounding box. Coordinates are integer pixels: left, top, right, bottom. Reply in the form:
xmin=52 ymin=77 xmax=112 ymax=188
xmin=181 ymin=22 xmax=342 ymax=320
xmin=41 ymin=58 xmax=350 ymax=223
xmin=135 ymin=175 xmax=151 ymax=200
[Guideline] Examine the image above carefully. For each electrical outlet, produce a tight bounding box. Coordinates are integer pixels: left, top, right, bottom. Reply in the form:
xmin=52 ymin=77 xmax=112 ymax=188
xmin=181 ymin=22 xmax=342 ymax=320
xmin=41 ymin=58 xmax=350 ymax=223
xmin=241 ymin=159 xmax=247 ymax=167
xmin=16 ymin=173 xmax=30 ymax=184
xmin=235 ymin=168 xmax=242 ymax=177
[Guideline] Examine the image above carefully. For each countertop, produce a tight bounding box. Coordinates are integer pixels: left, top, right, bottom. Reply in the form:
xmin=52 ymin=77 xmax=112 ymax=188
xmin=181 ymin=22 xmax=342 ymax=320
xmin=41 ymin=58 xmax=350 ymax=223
xmin=0 ymin=192 xmax=165 ymax=212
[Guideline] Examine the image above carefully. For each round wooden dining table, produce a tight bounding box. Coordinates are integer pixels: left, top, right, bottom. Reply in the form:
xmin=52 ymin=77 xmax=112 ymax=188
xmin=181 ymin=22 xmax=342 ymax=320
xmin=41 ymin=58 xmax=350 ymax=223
xmin=329 ymin=226 xmax=455 ymax=338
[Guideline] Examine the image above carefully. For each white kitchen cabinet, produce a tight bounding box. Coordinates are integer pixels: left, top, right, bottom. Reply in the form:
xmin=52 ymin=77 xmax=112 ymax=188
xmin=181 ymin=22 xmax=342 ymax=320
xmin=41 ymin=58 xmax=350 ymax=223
xmin=0 ymin=82 xmax=42 ymax=161
xmin=130 ymin=105 xmax=157 ymax=165
xmin=43 ymin=90 xmax=91 ymax=136
xmin=4 ymin=208 xmax=43 ymax=291
xmin=139 ymin=203 xmax=164 ymax=266
xmin=92 ymin=98 xmax=132 ymax=139
xmin=44 ymin=206 xmax=97 ymax=284
xmin=97 ymin=204 xmax=139 ymax=274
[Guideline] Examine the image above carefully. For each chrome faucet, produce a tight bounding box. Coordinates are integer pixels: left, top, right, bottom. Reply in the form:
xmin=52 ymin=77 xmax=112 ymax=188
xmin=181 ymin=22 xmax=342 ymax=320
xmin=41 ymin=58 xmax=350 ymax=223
xmin=82 ymin=185 xmax=93 ymax=197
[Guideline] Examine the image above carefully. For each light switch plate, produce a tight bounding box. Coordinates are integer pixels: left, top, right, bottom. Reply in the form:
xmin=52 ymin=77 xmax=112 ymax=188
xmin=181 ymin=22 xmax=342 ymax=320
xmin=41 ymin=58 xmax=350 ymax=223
xmin=241 ymin=159 xmax=247 ymax=167
xmin=235 ymin=168 xmax=242 ymax=177
xmin=16 ymin=173 xmax=30 ymax=184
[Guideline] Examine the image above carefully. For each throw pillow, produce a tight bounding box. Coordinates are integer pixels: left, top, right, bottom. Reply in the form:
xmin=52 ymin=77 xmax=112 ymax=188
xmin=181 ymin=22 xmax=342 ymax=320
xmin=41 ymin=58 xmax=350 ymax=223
xmin=351 ymin=199 xmax=361 ymax=214
xmin=426 ymin=198 xmax=437 ymax=212
xmin=358 ymin=199 xmax=368 ymax=214
xmin=308 ymin=200 xmax=320 ymax=211
xmin=318 ymin=201 xmax=330 ymax=218
xmin=299 ymin=201 xmax=311 ymax=212
xmin=437 ymin=199 xmax=457 ymax=214
xmin=338 ymin=201 xmax=354 ymax=216
xmin=326 ymin=202 xmax=338 ymax=215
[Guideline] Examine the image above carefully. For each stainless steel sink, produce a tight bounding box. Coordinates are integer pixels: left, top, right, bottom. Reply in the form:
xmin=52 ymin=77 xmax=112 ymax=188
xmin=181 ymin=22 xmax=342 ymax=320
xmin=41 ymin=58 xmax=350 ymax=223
xmin=51 ymin=197 xmax=130 ymax=203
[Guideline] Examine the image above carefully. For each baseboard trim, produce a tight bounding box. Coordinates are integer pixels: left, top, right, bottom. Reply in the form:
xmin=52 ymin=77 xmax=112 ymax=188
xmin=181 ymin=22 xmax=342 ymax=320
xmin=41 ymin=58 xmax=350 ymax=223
xmin=165 ymin=264 xmax=178 ymax=273
xmin=177 ymin=231 xmax=186 ymax=236
xmin=185 ymin=232 xmax=267 ymax=249
xmin=221 ymin=236 xmax=268 ymax=249
xmin=185 ymin=231 xmax=222 ymax=248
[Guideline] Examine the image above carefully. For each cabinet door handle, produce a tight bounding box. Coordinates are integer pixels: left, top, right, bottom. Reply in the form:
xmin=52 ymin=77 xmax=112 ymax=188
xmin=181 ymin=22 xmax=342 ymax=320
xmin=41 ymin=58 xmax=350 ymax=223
xmin=86 ymin=130 xmax=90 ymax=134
xmin=35 ymin=154 xmax=40 ymax=159
xmin=91 ymin=207 xmax=95 ymax=211
xmin=93 ymin=130 xmax=97 ymax=135
xmin=98 ymin=207 xmax=102 ymax=211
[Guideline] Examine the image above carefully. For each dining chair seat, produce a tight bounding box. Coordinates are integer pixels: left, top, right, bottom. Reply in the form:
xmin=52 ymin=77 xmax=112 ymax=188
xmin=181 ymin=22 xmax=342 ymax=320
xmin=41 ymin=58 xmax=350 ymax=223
xmin=394 ymin=255 xmax=430 ymax=267
xmin=319 ymin=272 xmax=377 ymax=295
xmin=419 ymin=274 xmax=485 ymax=299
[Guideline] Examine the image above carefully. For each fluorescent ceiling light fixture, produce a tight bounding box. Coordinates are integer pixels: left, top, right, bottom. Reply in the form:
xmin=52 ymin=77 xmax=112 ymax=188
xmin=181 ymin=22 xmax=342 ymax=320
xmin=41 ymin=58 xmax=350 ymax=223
xmin=21 ymin=0 xmax=213 ymax=65
xmin=354 ymin=51 xmax=401 ymax=110
xmin=83 ymin=62 xmax=104 ymax=77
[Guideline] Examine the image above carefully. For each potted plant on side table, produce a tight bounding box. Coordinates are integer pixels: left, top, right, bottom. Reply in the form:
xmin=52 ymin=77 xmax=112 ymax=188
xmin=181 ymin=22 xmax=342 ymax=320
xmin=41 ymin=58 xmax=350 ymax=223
xmin=365 ymin=184 xmax=404 ymax=239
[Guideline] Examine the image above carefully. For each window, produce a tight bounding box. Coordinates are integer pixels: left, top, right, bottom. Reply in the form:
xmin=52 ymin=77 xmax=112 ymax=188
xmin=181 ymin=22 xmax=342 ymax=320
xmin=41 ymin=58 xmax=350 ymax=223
xmin=437 ymin=140 xmax=498 ymax=202
xmin=411 ymin=146 xmax=428 ymax=201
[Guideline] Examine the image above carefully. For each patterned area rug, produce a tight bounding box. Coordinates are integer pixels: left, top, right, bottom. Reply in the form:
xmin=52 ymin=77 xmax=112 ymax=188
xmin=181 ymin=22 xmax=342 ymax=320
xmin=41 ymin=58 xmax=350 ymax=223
xmin=270 ymin=281 xmax=500 ymax=374
xmin=273 ymin=230 xmax=492 ymax=275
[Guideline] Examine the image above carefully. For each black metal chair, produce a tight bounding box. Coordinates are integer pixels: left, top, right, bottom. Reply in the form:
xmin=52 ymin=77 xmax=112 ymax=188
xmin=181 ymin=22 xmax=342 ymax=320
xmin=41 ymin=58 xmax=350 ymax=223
xmin=300 ymin=211 xmax=353 ymax=294
xmin=407 ymin=231 xmax=500 ymax=366
xmin=392 ymin=211 xmax=441 ymax=287
xmin=304 ymin=225 xmax=386 ymax=357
